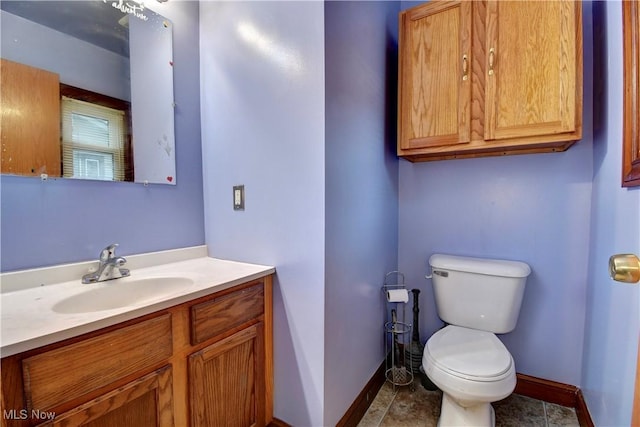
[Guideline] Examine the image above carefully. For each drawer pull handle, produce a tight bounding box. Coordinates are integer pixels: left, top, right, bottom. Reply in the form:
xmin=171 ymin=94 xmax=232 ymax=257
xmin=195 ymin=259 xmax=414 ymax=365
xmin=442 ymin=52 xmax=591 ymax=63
xmin=462 ymin=55 xmax=469 ymax=81
xmin=488 ymin=48 xmax=495 ymax=76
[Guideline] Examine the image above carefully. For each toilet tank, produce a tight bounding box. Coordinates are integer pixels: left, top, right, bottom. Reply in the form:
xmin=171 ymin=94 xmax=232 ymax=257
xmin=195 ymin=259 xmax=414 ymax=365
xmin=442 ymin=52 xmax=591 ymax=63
xmin=429 ymin=254 xmax=531 ymax=334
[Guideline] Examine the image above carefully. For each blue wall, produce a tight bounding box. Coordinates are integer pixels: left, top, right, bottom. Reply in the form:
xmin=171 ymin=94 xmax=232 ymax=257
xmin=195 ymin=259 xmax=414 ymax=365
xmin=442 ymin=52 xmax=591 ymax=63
xmin=398 ymin=132 xmax=594 ymax=385
xmin=0 ymin=1 xmax=204 ymax=271
xmin=582 ymin=2 xmax=640 ymax=425
xmin=199 ymin=2 xmax=326 ymax=425
xmin=324 ymin=2 xmax=399 ymax=424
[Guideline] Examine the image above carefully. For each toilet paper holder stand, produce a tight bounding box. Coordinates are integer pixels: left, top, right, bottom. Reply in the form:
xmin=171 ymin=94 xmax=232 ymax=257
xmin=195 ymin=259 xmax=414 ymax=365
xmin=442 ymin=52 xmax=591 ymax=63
xmin=383 ymin=271 xmax=410 ymax=303
xmin=382 ymin=271 xmax=414 ymax=388
xmin=382 ymin=270 xmax=408 ymax=298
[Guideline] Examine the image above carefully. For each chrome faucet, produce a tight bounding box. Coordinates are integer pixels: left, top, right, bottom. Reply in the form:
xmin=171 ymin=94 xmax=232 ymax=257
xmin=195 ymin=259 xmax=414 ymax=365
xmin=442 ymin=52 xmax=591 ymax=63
xmin=82 ymin=244 xmax=130 ymax=284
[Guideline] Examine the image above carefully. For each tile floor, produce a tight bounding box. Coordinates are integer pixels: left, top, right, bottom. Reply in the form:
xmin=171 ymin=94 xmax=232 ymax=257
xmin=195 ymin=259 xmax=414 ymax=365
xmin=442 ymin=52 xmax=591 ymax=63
xmin=357 ymin=378 xmax=580 ymax=427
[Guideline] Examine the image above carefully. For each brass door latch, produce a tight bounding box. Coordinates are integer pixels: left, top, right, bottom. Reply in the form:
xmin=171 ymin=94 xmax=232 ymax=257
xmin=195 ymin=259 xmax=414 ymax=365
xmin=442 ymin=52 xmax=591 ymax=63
xmin=609 ymin=254 xmax=640 ymax=284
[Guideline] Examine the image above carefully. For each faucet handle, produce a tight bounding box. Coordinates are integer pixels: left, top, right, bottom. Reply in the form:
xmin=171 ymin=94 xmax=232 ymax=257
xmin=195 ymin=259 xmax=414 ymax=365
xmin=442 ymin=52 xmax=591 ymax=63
xmin=100 ymin=243 xmax=119 ymax=262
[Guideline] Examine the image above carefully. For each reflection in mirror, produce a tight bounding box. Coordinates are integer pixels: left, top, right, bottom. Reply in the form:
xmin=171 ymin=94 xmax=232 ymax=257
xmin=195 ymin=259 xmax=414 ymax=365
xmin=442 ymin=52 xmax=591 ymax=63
xmin=0 ymin=1 xmax=176 ymax=185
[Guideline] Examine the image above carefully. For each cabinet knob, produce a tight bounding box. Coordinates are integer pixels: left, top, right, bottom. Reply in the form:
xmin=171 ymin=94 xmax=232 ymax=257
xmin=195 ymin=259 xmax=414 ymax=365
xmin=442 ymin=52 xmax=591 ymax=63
xmin=488 ymin=48 xmax=495 ymax=76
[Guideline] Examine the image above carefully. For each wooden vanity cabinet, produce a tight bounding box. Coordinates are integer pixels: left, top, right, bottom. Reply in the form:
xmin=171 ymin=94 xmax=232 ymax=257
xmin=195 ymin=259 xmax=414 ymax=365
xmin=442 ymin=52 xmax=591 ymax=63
xmin=188 ymin=281 xmax=267 ymax=427
xmin=398 ymin=0 xmax=583 ymax=161
xmin=0 ymin=276 xmax=273 ymax=427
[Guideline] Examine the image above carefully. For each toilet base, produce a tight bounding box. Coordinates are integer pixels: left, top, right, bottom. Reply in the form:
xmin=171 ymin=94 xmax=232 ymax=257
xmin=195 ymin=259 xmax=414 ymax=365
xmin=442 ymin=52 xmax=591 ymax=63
xmin=438 ymin=392 xmax=495 ymax=427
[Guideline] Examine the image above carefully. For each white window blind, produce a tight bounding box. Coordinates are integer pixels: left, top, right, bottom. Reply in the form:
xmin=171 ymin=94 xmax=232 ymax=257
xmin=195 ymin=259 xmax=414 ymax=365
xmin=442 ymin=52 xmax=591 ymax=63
xmin=61 ymin=96 xmax=126 ymax=181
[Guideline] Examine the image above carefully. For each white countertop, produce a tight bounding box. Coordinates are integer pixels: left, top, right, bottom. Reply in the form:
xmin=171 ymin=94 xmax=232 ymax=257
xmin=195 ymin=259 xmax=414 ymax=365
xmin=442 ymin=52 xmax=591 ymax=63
xmin=0 ymin=248 xmax=275 ymax=357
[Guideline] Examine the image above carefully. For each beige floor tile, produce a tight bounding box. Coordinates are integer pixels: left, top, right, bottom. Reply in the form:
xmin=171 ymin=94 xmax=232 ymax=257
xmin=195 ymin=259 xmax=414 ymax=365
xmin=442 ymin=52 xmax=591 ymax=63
xmin=545 ymin=402 xmax=580 ymax=427
xmin=357 ymin=382 xmax=398 ymax=427
xmin=360 ymin=379 xmax=582 ymax=427
xmin=494 ymin=394 xmax=547 ymax=427
xmin=379 ymin=380 xmax=440 ymax=427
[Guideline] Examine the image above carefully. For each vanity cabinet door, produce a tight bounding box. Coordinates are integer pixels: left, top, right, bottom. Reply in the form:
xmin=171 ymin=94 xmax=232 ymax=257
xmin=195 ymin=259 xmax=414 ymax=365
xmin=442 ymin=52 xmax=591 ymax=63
xmin=44 ymin=366 xmax=174 ymax=427
xmin=188 ymin=324 xmax=265 ymax=427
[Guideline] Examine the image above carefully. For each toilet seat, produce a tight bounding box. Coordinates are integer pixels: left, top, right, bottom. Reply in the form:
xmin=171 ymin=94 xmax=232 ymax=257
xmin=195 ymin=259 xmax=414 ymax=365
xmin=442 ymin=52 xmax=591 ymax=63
xmin=425 ymin=325 xmax=513 ymax=382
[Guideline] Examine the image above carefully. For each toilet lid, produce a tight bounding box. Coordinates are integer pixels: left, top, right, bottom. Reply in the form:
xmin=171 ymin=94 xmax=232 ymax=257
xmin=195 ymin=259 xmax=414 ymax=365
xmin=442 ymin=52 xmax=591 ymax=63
xmin=426 ymin=325 xmax=512 ymax=380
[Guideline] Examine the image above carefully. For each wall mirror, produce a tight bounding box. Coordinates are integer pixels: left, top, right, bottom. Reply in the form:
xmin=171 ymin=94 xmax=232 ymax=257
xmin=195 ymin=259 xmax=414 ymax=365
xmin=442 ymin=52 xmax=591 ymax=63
xmin=0 ymin=0 xmax=176 ymax=185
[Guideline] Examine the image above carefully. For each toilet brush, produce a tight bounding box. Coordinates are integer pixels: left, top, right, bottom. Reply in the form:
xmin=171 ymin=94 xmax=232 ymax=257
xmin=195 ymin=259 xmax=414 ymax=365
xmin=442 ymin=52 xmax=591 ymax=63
xmin=390 ymin=309 xmax=409 ymax=384
xmin=405 ymin=289 xmax=438 ymax=390
xmin=405 ymin=289 xmax=424 ymax=372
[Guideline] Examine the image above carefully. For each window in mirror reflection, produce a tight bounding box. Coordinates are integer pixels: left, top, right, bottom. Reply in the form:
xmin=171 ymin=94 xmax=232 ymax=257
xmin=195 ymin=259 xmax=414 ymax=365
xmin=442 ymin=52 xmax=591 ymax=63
xmin=60 ymin=85 xmax=133 ymax=181
xmin=62 ymin=98 xmax=125 ymax=180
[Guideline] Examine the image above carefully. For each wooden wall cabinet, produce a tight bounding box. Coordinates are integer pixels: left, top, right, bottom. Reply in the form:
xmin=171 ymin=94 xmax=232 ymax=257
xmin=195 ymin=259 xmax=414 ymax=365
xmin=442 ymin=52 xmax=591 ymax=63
xmin=0 ymin=59 xmax=61 ymax=176
xmin=398 ymin=0 xmax=583 ymax=162
xmin=0 ymin=277 xmax=273 ymax=427
xmin=622 ymin=0 xmax=640 ymax=187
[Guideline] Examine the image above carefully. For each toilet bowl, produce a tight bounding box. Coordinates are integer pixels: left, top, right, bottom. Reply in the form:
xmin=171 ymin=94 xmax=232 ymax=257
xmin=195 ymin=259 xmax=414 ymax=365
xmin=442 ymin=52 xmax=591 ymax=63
xmin=423 ymin=325 xmax=516 ymax=426
xmin=422 ymin=254 xmax=531 ymax=427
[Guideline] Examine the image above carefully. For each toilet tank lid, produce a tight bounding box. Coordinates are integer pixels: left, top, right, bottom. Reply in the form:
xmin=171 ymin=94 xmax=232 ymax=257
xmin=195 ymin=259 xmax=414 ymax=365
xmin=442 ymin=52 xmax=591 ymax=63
xmin=429 ymin=254 xmax=531 ymax=278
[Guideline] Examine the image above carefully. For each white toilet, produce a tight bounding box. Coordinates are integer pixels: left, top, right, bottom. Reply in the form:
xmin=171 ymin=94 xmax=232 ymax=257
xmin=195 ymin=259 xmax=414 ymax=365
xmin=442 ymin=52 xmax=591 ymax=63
xmin=422 ymin=254 xmax=531 ymax=427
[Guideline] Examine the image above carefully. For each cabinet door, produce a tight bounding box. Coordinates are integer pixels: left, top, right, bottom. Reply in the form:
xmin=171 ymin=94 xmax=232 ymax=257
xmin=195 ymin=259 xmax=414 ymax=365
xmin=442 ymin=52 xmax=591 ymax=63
xmin=189 ymin=324 xmax=265 ymax=427
xmin=398 ymin=1 xmax=472 ymax=151
xmin=0 ymin=59 xmax=61 ymax=177
xmin=484 ymin=1 xmax=581 ymax=141
xmin=47 ymin=366 xmax=174 ymax=427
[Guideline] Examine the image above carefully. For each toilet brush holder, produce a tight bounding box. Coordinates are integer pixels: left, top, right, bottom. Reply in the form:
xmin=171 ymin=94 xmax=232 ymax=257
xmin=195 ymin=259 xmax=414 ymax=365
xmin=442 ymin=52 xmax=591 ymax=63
xmin=384 ymin=316 xmax=413 ymax=386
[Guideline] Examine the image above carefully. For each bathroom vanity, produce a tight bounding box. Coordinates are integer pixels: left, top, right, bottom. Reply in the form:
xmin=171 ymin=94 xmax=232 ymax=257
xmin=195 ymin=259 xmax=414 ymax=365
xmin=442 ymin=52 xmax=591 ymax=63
xmin=0 ymin=249 xmax=274 ymax=427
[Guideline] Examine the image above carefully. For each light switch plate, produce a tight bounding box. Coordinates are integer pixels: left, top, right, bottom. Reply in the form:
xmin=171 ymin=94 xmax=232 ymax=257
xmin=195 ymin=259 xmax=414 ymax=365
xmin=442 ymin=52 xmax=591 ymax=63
xmin=233 ymin=185 xmax=245 ymax=210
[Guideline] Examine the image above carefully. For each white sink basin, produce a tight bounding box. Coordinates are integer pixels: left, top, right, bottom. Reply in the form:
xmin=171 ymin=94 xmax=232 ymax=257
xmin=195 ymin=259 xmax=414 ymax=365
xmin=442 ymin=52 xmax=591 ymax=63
xmin=52 ymin=277 xmax=194 ymax=314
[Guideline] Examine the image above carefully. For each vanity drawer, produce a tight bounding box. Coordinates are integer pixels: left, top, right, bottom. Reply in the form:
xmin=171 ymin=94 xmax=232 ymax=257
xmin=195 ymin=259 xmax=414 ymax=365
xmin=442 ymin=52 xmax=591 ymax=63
xmin=22 ymin=313 xmax=172 ymax=411
xmin=190 ymin=282 xmax=264 ymax=345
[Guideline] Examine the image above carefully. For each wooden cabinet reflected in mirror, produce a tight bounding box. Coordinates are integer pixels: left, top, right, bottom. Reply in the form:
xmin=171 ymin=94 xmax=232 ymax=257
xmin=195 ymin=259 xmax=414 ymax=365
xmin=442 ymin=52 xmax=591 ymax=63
xmin=623 ymin=0 xmax=640 ymax=187
xmin=0 ymin=59 xmax=61 ymax=177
